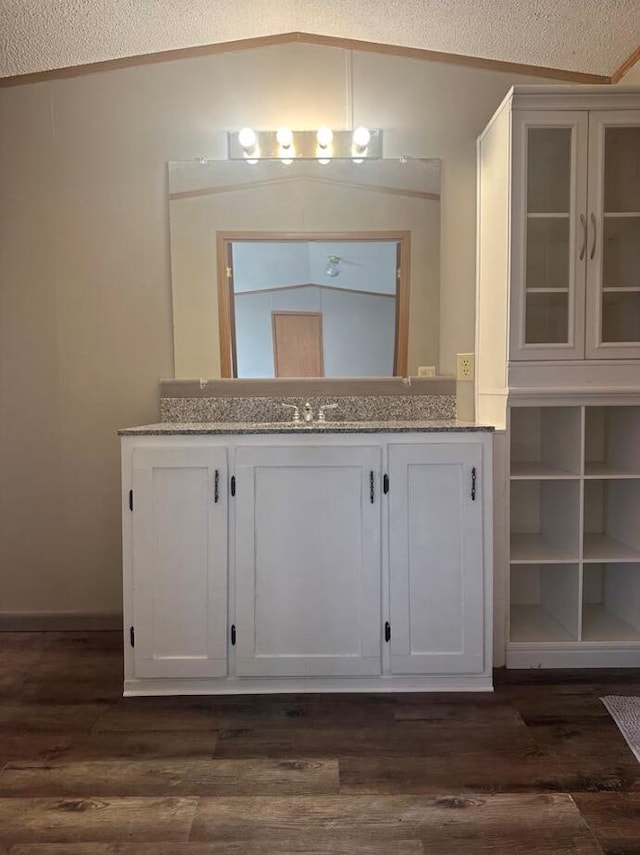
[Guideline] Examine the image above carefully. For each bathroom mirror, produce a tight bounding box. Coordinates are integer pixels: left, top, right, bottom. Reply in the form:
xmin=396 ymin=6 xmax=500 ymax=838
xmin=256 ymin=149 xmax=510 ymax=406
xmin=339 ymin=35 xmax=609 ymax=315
xmin=169 ymin=157 xmax=440 ymax=379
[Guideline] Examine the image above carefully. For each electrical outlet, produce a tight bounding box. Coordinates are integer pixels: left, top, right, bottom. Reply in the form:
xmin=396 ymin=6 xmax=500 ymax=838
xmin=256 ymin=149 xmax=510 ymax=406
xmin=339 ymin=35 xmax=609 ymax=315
xmin=456 ymin=353 xmax=475 ymax=382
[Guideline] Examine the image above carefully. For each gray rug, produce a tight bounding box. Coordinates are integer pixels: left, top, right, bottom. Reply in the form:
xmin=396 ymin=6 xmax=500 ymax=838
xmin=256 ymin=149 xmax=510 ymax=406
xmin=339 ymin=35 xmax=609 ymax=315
xmin=602 ymin=695 xmax=640 ymax=763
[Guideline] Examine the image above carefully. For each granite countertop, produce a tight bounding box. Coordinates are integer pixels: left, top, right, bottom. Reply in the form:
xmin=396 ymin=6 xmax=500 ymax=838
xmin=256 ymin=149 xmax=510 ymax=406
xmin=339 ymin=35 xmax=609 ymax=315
xmin=119 ymin=420 xmax=494 ymax=436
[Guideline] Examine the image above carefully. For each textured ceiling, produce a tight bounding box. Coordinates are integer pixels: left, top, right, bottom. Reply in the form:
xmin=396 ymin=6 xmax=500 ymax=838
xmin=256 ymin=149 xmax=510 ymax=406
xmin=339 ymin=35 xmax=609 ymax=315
xmin=2 ymin=0 xmax=640 ymax=80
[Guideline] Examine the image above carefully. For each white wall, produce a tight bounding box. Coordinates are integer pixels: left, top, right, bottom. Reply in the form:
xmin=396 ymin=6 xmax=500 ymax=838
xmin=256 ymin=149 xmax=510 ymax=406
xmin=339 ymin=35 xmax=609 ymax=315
xmin=233 ymin=242 xmax=310 ymax=292
xmin=235 ymin=284 xmax=395 ymax=377
xmin=322 ymin=289 xmax=395 ymax=376
xmin=232 ymin=240 xmax=398 ymax=295
xmin=0 ymin=41 xmax=561 ymax=615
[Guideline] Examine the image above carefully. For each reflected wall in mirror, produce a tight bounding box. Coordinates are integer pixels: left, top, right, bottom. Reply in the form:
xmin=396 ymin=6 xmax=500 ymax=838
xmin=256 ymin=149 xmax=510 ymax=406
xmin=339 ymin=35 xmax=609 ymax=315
xmin=169 ymin=158 xmax=440 ymax=379
xmin=219 ymin=233 xmax=409 ymax=378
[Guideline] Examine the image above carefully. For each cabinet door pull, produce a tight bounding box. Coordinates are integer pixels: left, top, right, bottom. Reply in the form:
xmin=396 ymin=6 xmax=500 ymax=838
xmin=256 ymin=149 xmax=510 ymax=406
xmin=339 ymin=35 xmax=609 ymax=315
xmin=230 ymin=475 xmax=236 ymax=497
xmin=383 ymin=473 xmax=389 ymax=494
xmin=214 ymin=470 xmax=219 ymax=503
xmin=384 ymin=621 xmax=391 ymax=642
xmin=230 ymin=625 xmax=236 ymax=646
xmin=129 ymin=626 xmax=135 ymax=648
xmin=128 ymin=489 xmax=133 ymax=511
xmin=590 ymin=212 xmax=597 ymax=260
xmin=579 ymin=213 xmax=587 ymax=261
xmin=471 ymin=467 xmax=477 ymax=501
xmin=370 ymin=471 xmax=375 ymax=503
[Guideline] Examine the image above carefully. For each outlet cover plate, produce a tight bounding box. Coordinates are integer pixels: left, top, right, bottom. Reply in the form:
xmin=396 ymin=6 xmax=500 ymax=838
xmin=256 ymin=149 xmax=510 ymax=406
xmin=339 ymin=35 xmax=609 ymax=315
xmin=456 ymin=353 xmax=475 ymax=382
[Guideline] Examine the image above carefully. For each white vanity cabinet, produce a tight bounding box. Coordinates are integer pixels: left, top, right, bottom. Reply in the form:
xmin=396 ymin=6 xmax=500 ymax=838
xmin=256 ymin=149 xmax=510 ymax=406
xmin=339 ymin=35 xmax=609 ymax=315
xmin=120 ymin=430 xmax=493 ymax=694
xmin=234 ymin=445 xmax=382 ymax=678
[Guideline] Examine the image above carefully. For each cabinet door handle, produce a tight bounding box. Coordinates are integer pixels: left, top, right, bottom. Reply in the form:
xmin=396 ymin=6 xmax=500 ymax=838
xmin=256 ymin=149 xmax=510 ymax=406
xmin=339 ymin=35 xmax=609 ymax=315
xmin=471 ymin=467 xmax=477 ymax=501
xmin=579 ymin=213 xmax=587 ymax=261
xmin=370 ymin=471 xmax=375 ymax=503
xmin=214 ymin=470 xmax=219 ymax=503
xmin=590 ymin=212 xmax=597 ymax=260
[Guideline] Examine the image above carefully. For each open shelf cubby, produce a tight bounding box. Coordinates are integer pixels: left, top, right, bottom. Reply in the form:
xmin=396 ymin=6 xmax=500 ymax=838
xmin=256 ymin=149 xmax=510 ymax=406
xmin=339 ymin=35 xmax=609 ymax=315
xmin=510 ymin=479 xmax=580 ymax=563
xmin=584 ymin=406 xmax=640 ymax=477
xmin=509 ymin=404 xmax=640 ymax=653
xmin=583 ymin=479 xmax=640 ymax=562
xmin=510 ymin=406 xmax=581 ymax=478
xmin=510 ymin=564 xmax=580 ymax=642
xmin=582 ymin=564 xmax=640 ymax=642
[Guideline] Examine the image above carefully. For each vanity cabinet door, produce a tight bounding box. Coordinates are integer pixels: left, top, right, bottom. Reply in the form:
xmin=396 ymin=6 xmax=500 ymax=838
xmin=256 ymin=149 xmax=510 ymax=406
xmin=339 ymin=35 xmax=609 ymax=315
xmin=388 ymin=443 xmax=484 ymax=674
xmin=132 ymin=446 xmax=228 ymax=679
xmin=234 ymin=445 xmax=382 ymax=678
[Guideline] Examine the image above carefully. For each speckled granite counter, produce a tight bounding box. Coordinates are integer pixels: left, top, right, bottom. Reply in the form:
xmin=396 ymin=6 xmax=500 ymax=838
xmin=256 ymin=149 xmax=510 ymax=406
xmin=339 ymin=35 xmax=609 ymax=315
xmin=119 ymin=420 xmax=494 ymax=436
xmin=160 ymin=394 xmax=457 ymax=424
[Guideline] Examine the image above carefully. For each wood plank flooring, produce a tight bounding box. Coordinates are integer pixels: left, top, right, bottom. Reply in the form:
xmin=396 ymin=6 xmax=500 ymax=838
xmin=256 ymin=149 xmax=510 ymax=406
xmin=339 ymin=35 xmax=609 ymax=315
xmin=0 ymin=632 xmax=639 ymax=853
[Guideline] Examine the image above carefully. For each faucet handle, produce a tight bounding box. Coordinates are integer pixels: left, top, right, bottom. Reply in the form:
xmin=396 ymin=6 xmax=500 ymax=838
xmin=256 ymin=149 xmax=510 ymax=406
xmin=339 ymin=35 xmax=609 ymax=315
xmin=318 ymin=403 xmax=339 ymax=423
xmin=281 ymin=403 xmax=301 ymax=423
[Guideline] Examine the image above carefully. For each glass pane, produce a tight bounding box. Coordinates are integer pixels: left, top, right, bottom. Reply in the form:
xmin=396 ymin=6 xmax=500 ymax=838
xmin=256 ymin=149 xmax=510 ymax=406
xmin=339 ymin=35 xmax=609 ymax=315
xmin=525 ymin=292 xmax=569 ymax=344
xmin=526 ymin=218 xmax=570 ymax=288
xmin=604 ymin=127 xmax=640 ymax=213
xmin=527 ymin=128 xmax=572 ymax=213
xmin=603 ymin=217 xmax=640 ymax=287
xmin=602 ymin=292 xmax=640 ymax=343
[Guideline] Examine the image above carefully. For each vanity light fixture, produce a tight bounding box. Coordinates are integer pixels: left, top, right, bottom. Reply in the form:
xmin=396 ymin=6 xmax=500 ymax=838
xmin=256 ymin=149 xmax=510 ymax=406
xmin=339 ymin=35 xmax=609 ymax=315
xmin=228 ymin=128 xmax=382 ymax=161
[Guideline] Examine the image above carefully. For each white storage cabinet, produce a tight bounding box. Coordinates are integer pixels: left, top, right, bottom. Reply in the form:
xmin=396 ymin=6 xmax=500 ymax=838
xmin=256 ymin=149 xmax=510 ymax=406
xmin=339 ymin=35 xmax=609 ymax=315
xmin=477 ymin=85 xmax=640 ymax=669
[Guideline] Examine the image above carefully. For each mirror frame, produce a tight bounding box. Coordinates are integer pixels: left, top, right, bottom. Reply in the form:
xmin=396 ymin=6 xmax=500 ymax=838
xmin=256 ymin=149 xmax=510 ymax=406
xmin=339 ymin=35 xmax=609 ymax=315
xmin=216 ymin=230 xmax=411 ymax=378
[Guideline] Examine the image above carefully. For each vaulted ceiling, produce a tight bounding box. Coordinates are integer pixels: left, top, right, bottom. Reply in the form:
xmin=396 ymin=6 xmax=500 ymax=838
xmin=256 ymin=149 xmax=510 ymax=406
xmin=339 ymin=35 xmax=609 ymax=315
xmin=2 ymin=0 xmax=640 ymax=81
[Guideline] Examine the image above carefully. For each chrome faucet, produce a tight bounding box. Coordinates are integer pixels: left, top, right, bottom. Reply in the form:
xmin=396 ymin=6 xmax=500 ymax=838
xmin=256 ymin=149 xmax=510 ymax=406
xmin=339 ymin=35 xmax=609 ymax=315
xmin=318 ymin=403 xmax=339 ymax=423
xmin=281 ymin=403 xmax=301 ymax=423
xmin=282 ymin=401 xmax=338 ymax=424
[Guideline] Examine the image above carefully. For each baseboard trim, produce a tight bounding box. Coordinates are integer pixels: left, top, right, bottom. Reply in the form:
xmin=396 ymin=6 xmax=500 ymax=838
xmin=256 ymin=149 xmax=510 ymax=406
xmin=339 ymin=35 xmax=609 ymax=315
xmin=0 ymin=611 xmax=123 ymax=632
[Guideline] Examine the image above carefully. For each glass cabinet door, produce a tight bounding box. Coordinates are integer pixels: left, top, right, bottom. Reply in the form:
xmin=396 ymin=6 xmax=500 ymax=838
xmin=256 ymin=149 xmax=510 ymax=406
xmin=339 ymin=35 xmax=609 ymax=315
xmin=586 ymin=112 xmax=640 ymax=359
xmin=510 ymin=113 xmax=588 ymax=360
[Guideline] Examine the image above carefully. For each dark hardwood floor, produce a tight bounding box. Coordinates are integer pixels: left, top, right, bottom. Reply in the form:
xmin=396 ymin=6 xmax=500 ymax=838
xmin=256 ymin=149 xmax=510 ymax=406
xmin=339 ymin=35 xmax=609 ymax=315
xmin=1 ymin=631 xmax=639 ymax=853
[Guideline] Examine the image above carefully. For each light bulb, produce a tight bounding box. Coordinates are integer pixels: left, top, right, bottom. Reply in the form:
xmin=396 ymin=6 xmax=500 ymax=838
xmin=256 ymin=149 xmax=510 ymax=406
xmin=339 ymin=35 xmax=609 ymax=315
xmin=276 ymin=127 xmax=293 ymax=149
xmin=316 ymin=127 xmax=334 ymax=148
xmin=326 ymin=256 xmax=341 ymax=278
xmin=238 ymin=127 xmax=257 ymax=152
xmin=352 ymin=126 xmax=371 ymax=151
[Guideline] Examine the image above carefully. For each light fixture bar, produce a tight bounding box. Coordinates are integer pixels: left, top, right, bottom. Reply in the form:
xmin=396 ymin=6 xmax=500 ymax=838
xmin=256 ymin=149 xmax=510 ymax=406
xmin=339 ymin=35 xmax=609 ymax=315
xmin=228 ymin=128 xmax=382 ymax=160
